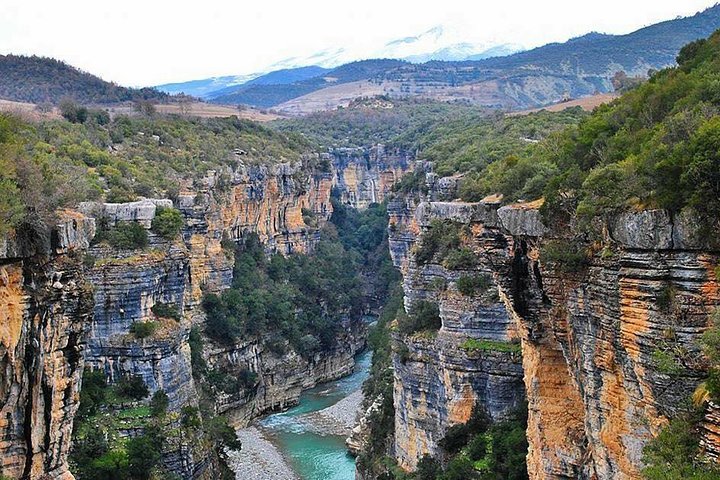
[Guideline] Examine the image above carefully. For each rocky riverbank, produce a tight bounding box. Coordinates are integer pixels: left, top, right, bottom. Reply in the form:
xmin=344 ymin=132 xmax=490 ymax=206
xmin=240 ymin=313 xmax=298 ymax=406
xmin=226 ymin=427 xmax=299 ymax=480
xmin=297 ymin=390 xmax=364 ymax=436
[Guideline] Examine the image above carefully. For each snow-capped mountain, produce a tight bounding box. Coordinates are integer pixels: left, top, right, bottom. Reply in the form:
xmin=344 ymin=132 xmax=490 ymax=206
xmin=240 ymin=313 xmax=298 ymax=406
xmin=156 ymin=25 xmax=523 ymax=97
xmin=268 ymin=25 xmax=523 ymax=68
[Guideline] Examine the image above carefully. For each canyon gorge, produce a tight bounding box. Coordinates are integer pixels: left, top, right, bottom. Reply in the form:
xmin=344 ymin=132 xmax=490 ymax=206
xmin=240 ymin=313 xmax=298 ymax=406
xmin=3 ymin=31 xmax=720 ymax=480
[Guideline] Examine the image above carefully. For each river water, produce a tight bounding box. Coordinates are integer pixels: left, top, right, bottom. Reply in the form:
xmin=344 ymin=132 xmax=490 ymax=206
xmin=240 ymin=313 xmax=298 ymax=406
xmin=257 ymin=350 xmax=372 ymax=480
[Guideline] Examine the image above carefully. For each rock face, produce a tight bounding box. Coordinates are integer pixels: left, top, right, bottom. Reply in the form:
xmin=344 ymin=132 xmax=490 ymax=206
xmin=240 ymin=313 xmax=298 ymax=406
xmin=0 ymin=215 xmax=95 ymax=480
xmin=389 ymin=198 xmax=720 ymax=479
xmin=389 ymin=199 xmax=526 ymax=470
xmin=331 ymin=145 xmax=413 ymax=209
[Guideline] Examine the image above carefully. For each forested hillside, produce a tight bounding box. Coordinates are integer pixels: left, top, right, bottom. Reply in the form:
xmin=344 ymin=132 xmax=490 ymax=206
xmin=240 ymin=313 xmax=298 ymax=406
xmin=0 ymin=55 xmax=168 ymax=104
xmin=273 ymin=97 xmax=485 ymax=148
xmin=452 ymin=30 xmax=720 ymax=232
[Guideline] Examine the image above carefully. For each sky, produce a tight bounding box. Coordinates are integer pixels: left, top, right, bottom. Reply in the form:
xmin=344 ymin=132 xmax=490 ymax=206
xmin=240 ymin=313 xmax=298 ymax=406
xmin=0 ymin=0 xmax=717 ymax=87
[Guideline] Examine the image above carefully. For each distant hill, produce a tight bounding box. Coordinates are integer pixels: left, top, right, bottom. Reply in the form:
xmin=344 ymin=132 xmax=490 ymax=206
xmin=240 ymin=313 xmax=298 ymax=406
xmin=155 ymin=74 xmax=259 ymax=98
xmin=203 ymin=66 xmax=331 ymax=100
xmin=391 ymin=4 xmax=720 ymax=82
xmin=209 ymin=4 xmax=720 ymax=112
xmin=0 ymin=55 xmax=168 ymax=105
xmin=210 ymin=59 xmax=407 ymax=108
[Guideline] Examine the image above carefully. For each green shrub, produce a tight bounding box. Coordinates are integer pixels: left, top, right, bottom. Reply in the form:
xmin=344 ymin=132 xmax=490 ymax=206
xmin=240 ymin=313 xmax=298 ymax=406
xmin=129 ymin=321 xmax=158 ymax=339
xmin=657 ymin=284 xmax=677 ymax=312
xmin=462 ymin=338 xmax=522 ymax=354
xmin=188 ymin=326 xmax=207 ymax=375
xmin=397 ymin=301 xmax=441 ymax=335
xmin=116 ymin=374 xmax=149 ymax=400
xmin=443 ymin=247 xmax=477 ymax=270
xmin=151 ymin=302 xmax=180 ymax=321
xmin=429 ymin=278 xmax=447 ymax=292
xmin=651 ymin=349 xmax=682 ymax=376
xmin=456 ymin=274 xmax=491 ymax=296
xmin=77 ymin=370 xmax=107 ymax=419
xmin=642 ymin=410 xmax=720 ymax=480
xmin=701 ymin=323 xmax=720 ymax=400
xmin=104 ymin=222 xmax=148 ymax=249
xmin=440 ymin=406 xmax=491 ymax=454
xmin=151 ymin=207 xmax=184 ymax=239
xmin=435 ymin=404 xmax=528 ymax=480
xmin=415 ymin=220 xmax=462 ymax=265
xmin=392 ymin=169 xmax=427 ymax=194
xmin=415 ymin=456 xmax=442 ymax=480
xmin=82 ymin=254 xmax=96 ymax=269
xmin=181 ymin=405 xmax=201 ymax=428
xmin=301 ymin=207 xmax=318 ymax=227
xmin=541 ymin=240 xmax=588 ymax=273
xmin=126 ymin=430 xmax=163 ymax=480
xmin=150 ymin=390 xmax=169 ymax=417
xmin=204 ymin=416 xmax=242 ymax=451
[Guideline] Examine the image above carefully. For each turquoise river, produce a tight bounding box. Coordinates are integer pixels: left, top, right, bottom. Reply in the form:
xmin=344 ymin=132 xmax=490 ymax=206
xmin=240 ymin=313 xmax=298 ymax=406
xmin=259 ymin=350 xmax=372 ymax=480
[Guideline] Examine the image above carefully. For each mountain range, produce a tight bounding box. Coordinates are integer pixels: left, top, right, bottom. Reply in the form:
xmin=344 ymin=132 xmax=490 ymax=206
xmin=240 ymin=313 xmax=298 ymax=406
xmin=1 ymin=5 xmax=719 ymax=113
xmin=156 ymin=25 xmax=523 ymax=98
xmin=159 ymin=4 xmax=720 ymax=113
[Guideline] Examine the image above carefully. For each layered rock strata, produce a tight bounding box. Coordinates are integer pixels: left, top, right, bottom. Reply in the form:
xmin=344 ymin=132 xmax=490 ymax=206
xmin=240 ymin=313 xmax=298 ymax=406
xmin=331 ymin=145 xmax=413 ymax=209
xmin=0 ymin=153 xmax=409 ymax=479
xmin=0 ymin=214 xmax=95 ymax=480
xmin=389 ymin=198 xmax=720 ymax=479
xmin=389 ymin=199 xmax=526 ymax=470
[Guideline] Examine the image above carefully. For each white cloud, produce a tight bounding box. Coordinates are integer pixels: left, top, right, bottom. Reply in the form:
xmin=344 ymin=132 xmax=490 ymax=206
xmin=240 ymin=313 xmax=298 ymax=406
xmin=0 ymin=0 xmax=716 ymax=86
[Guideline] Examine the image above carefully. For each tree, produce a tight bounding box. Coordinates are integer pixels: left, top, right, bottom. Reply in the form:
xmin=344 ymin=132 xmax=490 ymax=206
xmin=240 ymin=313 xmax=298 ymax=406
xmin=150 ymin=390 xmax=169 ymax=417
xmin=59 ymin=98 xmax=88 ymax=123
xmin=126 ymin=432 xmax=162 ymax=480
xmin=177 ymin=95 xmax=193 ymax=116
xmin=134 ymin=100 xmax=156 ymax=117
xmin=151 ymin=207 xmax=184 ymax=239
xmin=116 ymin=374 xmax=149 ymax=400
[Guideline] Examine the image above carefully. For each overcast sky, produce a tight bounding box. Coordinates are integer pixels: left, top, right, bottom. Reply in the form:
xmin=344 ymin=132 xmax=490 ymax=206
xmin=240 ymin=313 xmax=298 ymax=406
xmin=1 ymin=0 xmax=717 ymax=86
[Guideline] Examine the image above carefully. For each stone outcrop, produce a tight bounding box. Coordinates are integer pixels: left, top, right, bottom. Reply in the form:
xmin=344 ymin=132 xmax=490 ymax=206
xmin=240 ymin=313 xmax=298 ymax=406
xmin=73 ymin=162 xmax=348 ymax=477
xmin=0 ymin=152 xmax=408 ymax=479
xmin=206 ymin=321 xmax=366 ymax=427
xmin=389 ymin=198 xmax=720 ymax=479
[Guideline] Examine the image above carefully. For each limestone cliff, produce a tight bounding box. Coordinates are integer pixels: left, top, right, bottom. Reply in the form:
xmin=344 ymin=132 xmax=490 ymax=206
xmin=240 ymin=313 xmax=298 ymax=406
xmin=0 ymin=213 xmax=95 ymax=480
xmin=388 ymin=199 xmax=526 ymax=470
xmin=389 ymin=198 xmax=720 ymax=479
xmin=331 ymin=145 xmax=413 ymax=209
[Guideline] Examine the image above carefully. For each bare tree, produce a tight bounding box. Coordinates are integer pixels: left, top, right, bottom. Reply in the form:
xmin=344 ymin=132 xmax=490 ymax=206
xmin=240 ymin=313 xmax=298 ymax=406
xmin=177 ymin=95 xmax=193 ymax=116
xmin=134 ymin=100 xmax=157 ymax=117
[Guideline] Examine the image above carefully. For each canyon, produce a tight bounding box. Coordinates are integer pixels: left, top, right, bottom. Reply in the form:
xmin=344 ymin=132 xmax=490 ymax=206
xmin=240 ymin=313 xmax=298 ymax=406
xmin=1 ymin=124 xmax=719 ymax=480
xmin=3 ymin=150 xmax=720 ymax=480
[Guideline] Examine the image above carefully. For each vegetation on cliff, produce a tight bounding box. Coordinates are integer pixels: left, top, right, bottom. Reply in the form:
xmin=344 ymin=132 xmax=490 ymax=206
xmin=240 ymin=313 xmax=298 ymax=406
xmin=446 ymin=30 xmax=720 ymax=232
xmin=202 ymin=229 xmax=363 ymax=356
xmin=274 ymin=97 xmax=484 ymax=149
xmin=641 ymin=321 xmax=720 ymax=479
xmin=70 ymin=370 xmax=239 ymax=480
xmin=0 ymin=112 xmax=312 ymax=235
